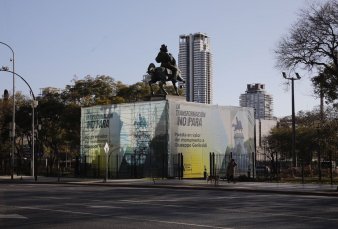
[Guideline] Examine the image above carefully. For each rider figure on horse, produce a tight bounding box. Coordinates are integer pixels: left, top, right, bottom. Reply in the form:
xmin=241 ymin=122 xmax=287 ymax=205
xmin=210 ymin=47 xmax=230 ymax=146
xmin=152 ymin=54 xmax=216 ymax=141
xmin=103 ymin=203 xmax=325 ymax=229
xmin=155 ymin=44 xmax=178 ymax=81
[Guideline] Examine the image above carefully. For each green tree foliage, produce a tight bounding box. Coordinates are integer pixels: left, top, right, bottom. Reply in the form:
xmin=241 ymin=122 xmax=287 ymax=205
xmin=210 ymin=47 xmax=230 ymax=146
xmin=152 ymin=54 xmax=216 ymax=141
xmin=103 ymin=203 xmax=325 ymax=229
xmin=59 ymin=103 xmax=81 ymax=158
xmin=0 ymin=92 xmax=37 ymax=174
xmin=15 ymin=94 xmax=35 ymax=165
xmin=116 ymin=82 xmax=151 ymax=103
xmin=312 ymin=65 xmax=338 ymax=105
xmin=38 ymin=91 xmax=66 ymax=174
xmin=63 ymin=75 xmax=118 ymax=106
xmin=0 ymin=92 xmax=12 ymax=168
xmin=266 ymin=107 xmax=338 ymax=166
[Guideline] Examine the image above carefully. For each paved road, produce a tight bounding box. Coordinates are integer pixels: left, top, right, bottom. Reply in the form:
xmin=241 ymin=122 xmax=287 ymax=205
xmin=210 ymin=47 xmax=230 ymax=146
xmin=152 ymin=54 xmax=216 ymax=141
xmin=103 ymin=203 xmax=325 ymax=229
xmin=0 ymin=183 xmax=337 ymax=228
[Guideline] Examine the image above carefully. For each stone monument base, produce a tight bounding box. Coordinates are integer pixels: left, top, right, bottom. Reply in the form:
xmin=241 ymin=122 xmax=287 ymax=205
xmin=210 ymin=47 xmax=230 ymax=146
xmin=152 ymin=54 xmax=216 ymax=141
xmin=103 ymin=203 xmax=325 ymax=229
xmin=149 ymin=94 xmax=186 ymax=101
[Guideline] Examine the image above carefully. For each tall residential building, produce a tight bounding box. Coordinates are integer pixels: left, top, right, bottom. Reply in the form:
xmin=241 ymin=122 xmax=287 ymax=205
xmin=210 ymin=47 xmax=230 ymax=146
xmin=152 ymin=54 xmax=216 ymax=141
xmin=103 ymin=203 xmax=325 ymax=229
xmin=178 ymin=32 xmax=213 ymax=104
xmin=239 ymin=83 xmax=273 ymax=120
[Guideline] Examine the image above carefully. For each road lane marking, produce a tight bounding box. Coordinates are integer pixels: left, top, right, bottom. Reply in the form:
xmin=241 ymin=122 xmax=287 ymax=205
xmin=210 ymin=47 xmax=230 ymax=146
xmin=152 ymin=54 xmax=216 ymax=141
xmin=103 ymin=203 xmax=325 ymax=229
xmin=0 ymin=214 xmax=27 ymax=219
xmin=117 ymin=215 xmax=233 ymax=229
xmin=88 ymin=205 xmax=124 ymax=209
xmin=36 ymin=196 xmax=71 ymax=200
xmin=17 ymin=206 xmax=109 ymax=217
xmin=16 ymin=205 xmax=232 ymax=228
xmin=214 ymin=207 xmax=338 ymax=222
xmin=16 ymin=206 xmax=232 ymax=228
xmin=64 ymin=203 xmax=124 ymax=209
xmin=119 ymin=199 xmax=338 ymax=223
xmin=119 ymin=199 xmax=185 ymax=208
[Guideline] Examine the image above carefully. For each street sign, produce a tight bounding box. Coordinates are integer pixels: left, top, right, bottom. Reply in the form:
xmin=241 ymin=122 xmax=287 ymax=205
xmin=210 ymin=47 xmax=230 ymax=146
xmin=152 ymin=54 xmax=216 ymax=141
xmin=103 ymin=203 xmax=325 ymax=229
xmin=104 ymin=142 xmax=109 ymax=154
xmin=104 ymin=142 xmax=109 ymax=183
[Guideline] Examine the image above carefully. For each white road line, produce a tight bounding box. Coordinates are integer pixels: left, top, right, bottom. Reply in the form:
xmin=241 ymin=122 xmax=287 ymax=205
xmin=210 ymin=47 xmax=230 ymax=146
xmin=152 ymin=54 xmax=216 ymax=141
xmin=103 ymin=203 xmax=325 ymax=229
xmin=64 ymin=203 xmax=124 ymax=209
xmin=119 ymin=199 xmax=185 ymax=208
xmin=256 ymin=211 xmax=338 ymax=222
xmin=17 ymin=206 xmax=108 ymax=217
xmin=65 ymin=200 xmax=185 ymax=209
xmin=0 ymin=214 xmax=27 ymax=219
xmin=119 ymin=199 xmax=338 ymax=223
xmin=118 ymin=215 xmax=233 ymax=229
xmin=88 ymin=205 xmax=124 ymax=209
xmin=16 ymin=206 xmax=231 ymax=228
xmin=35 ymin=196 xmax=71 ymax=200
xmin=214 ymin=207 xmax=338 ymax=222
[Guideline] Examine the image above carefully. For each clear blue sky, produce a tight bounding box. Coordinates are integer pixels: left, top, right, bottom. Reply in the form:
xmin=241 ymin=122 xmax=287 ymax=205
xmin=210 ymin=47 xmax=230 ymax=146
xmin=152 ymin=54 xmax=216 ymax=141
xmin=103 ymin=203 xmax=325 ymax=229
xmin=0 ymin=0 xmax=320 ymax=117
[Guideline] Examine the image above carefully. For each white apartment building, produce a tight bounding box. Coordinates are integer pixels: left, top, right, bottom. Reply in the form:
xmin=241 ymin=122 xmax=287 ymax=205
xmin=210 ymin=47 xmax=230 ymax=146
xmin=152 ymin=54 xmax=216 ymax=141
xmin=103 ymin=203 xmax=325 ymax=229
xmin=239 ymin=83 xmax=273 ymax=120
xmin=178 ymin=32 xmax=213 ymax=104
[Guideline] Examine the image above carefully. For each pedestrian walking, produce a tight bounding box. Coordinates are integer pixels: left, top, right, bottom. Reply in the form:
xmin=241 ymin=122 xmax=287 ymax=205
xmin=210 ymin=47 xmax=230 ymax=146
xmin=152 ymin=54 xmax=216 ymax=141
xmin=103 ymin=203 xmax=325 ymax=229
xmin=226 ymin=159 xmax=237 ymax=183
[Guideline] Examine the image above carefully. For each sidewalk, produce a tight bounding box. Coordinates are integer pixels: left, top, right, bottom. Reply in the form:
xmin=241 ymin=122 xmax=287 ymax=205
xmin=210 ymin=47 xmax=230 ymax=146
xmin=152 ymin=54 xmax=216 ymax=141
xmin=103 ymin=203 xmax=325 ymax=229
xmin=1 ymin=175 xmax=337 ymax=197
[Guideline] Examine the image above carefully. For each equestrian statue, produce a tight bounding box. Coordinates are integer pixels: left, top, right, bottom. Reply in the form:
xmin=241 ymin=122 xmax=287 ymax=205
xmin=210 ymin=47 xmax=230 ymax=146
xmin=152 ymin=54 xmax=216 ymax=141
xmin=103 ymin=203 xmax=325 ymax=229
xmin=147 ymin=44 xmax=185 ymax=96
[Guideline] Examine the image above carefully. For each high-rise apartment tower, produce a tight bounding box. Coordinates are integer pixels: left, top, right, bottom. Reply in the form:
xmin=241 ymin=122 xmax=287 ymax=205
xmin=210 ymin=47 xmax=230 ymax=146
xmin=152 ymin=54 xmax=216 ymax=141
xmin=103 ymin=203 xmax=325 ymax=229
xmin=239 ymin=83 xmax=273 ymax=120
xmin=178 ymin=32 xmax=213 ymax=104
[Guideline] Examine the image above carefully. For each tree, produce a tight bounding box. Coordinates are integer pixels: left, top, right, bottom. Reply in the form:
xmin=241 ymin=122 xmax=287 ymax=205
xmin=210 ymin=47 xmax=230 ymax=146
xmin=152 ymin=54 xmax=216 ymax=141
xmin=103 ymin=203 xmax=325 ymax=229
xmin=312 ymin=65 xmax=338 ymax=104
xmin=275 ymin=0 xmax=338 ymax=77
xmin=0 ymin=92 xmax=37 ymax=175
xmin=275 ymin=0 xmax=338 ymax=76
xmin=15 ymin=95 xmax=36 ymax=175
xmin=59 ymin=103 xmax=81 ymax=160
xmin=0 ymin=93 xmax=12 ymax=174
xmin=116 ymin=82 xmax=152 ymax=103
xmin=63 ymin=75 xmax=118 ymax=106
xmin=266 ymin=123 xmax=292 ymax=162
xmin=266 ymin=107 xmax=338 ymax=180
xmin=38 ymin=92 xmax=66 ymax=175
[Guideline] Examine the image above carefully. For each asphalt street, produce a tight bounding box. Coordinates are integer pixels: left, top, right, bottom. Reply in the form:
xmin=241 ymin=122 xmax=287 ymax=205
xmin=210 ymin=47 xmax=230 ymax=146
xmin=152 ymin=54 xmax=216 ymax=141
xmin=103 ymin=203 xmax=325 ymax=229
xmin=0 ymin=183 xmax=337 ymax=229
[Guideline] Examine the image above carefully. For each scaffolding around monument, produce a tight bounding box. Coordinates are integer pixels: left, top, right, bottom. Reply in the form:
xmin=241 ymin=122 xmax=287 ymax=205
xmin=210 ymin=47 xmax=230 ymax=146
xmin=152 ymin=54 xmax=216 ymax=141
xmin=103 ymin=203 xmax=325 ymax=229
xmin=80 ymin=96 xmax=255 ymax=179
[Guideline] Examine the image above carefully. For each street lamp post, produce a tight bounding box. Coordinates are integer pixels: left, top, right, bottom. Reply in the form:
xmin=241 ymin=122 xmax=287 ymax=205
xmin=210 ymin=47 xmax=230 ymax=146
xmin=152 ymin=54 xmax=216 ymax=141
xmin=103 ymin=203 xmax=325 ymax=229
xmin=282 ymin=72 xmax=301 ymax=168
xmin=32 ymin=99 xmax=38 ymax=181
xmin=0 ymin=68 xmax=36 ymax=179
xmin=0 ymin=42 xmax=15 ymax=180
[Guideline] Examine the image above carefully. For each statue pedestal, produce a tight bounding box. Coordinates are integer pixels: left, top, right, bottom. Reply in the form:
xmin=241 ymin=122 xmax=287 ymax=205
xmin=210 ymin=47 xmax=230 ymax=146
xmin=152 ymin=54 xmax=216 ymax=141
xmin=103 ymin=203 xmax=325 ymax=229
xmin=165 ymin=95 xmax=186 ymax=101
xmin=149 ymin=95 xmax=186 ymax=102
xmin=149 ymin=95 xmax=166 ymax=101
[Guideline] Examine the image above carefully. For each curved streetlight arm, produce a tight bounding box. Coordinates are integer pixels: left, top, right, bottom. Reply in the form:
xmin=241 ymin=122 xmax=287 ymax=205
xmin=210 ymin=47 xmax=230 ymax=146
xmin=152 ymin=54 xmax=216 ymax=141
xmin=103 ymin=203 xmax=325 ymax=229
xmin=0 ymin=41 xmax=14 ymax=59
xmin=0 ymin=69 xmax=35 ymax=100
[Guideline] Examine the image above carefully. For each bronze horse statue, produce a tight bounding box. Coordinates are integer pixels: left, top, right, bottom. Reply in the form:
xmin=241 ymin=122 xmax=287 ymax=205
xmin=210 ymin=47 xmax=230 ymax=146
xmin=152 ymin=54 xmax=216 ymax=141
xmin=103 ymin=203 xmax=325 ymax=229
xmin=147 ymin=63 xmax=185 ymax=96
